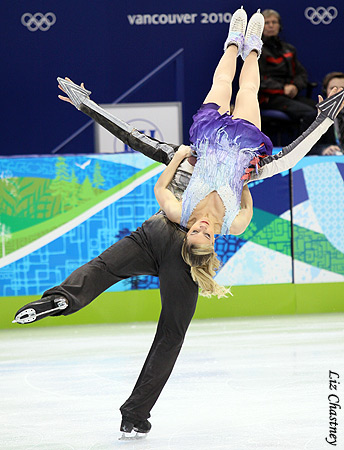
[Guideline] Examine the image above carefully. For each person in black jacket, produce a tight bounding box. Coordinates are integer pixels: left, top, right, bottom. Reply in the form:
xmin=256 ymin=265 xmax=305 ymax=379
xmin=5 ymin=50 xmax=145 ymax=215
xmin=309 ymin=72 xmax=344 ymax=155
xmin=259 ymin=9 xmax=317 ymax=131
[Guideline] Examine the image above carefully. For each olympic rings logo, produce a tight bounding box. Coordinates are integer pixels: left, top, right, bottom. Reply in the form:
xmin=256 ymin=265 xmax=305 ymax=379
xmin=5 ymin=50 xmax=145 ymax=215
xmin=304 ymin=6 xmax=338 ymax=25
xmin=21 ymin=12 xmax=56 ymax=32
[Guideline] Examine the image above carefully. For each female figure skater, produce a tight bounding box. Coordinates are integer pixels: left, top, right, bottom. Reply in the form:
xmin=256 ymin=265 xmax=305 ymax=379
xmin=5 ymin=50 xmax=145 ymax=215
xmin=152 ymin=8 xmax=273 ymax=297
xmin=153 ymin=7 xmax=344 ymax=298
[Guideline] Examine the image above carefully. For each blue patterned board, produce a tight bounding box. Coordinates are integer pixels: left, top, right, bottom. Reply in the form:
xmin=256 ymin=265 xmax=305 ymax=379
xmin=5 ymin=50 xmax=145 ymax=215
xmin=1 ymin=155 xmax=343 ymax=295
xmin=1 ymin=174 xmax=160 ymax=296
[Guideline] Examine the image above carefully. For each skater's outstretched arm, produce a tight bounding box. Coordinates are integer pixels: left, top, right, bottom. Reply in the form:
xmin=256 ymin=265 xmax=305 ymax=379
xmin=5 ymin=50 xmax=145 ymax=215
xmin=242 ymin=87 xmax=344 ymax=183
xmin=57 ymin=77 xmax=196 ymax=199
xmin=57 ymin=77 xmax=179 ymax=165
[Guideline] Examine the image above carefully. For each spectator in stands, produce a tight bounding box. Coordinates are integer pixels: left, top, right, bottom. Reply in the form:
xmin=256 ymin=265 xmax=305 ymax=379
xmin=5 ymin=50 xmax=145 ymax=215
xmin=259 ymin=9 xmax=317 ymax=131
xmin=309 ymin=72 xmax=344 ymax=155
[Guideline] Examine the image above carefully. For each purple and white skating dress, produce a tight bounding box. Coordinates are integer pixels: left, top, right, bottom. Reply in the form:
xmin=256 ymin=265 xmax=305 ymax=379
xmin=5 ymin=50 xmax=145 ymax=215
xmin=180 ymin=103 xmax=273 ymax=235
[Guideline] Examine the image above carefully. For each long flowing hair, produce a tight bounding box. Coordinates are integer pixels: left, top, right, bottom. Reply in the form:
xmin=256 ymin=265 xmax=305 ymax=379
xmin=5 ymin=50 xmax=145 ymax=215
xmin=181 ymin=239 xmax=232 ymax=298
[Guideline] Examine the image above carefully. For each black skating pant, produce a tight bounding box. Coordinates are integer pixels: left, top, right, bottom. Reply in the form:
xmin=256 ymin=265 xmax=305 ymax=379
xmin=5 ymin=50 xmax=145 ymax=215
xmin=42 ymin=214 xmax=198 ymax=421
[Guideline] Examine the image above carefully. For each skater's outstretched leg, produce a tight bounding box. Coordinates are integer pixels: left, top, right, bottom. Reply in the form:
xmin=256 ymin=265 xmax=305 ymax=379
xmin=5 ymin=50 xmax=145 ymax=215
xmin=203 ymin=7 xmax=247 ymax=113
xmin=232 ymin=51 xmax=261 ymax=128
xmin=203 ymin=45 xmax=238 ymax=114
xmin=232 ymin=10 xmax=265 ymax=129
xmin=13 ymin=221 xmax=160 ymax=324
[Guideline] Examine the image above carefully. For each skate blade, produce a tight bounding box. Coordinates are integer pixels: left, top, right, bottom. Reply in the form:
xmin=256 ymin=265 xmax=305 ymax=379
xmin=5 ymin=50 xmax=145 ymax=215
xmin=119 ymin=431 xmax=147 ymax=441
xmin=12 ymin=308 xmax=37 ymax=324
xmin=12 ymin=299 xmax=68 ymax=325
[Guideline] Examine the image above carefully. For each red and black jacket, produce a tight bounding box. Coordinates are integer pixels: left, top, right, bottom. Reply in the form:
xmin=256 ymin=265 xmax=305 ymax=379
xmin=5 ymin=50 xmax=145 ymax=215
xmin=258 ymin=36 xmax=309 ymax=103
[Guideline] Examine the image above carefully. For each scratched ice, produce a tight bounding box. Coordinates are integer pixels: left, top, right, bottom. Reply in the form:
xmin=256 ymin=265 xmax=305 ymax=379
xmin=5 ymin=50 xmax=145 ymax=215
xmin=0 ymin=314 xmax=343 ymax=449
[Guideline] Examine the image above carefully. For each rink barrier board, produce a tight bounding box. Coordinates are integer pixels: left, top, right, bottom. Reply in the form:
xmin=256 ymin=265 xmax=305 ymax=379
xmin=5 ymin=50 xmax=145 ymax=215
xmin=2 ymin=155 xmax=344 ymax=296
xmin=1 ymin=282 xmax=343 ymax=330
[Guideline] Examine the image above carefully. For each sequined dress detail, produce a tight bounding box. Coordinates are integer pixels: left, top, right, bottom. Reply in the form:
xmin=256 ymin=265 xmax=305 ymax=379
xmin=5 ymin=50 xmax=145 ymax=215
xmin=180 ymin=103 xmax=273 ymax=235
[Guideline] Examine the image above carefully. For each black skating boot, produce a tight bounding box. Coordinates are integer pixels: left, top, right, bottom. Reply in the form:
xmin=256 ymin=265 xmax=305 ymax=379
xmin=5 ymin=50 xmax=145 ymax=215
xmin=12 ymin=295 xmax=68 ymax=324
xmin=119 ymin=416 xmax=152 ymax=440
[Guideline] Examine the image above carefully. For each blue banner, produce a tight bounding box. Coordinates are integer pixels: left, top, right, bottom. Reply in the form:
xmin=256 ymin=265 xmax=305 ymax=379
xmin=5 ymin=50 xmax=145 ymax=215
xmin=1 ymin=1 xmax=343 ymax=155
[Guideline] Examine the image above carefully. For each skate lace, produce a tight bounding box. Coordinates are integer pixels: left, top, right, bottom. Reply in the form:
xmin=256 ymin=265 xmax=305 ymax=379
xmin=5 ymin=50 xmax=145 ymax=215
xmin=246 ymin=13 xmax=264 ymax=38
xmin=231 ymin=19 xmax=245 ymax=33
xmin=230 ymin=9 xmax=246 ymax=33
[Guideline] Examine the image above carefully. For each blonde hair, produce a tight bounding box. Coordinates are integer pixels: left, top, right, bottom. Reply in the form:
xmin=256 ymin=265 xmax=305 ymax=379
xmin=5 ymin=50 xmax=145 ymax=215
xmin=181 ymin=239 xmax=232 ymax=298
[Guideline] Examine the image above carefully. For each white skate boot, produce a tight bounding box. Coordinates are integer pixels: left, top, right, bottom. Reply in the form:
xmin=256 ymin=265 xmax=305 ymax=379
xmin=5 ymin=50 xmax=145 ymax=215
xmin=242 ymin=9 xmax=265 ymax=60
xmin=223 ymin=6 xmax=247 ymax=56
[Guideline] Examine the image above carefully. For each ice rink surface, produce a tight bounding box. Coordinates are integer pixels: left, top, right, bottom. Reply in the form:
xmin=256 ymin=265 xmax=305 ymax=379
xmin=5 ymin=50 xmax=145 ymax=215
xmin=1 ymin=313 xmax=343 ymax=450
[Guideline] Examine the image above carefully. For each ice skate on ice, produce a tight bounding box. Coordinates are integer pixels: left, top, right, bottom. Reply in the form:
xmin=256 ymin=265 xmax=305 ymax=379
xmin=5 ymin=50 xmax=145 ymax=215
xmin=119 ymin=416 xmax=151 ymax=440
xmin=12 ymin=295 xmax=68 ymax=324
